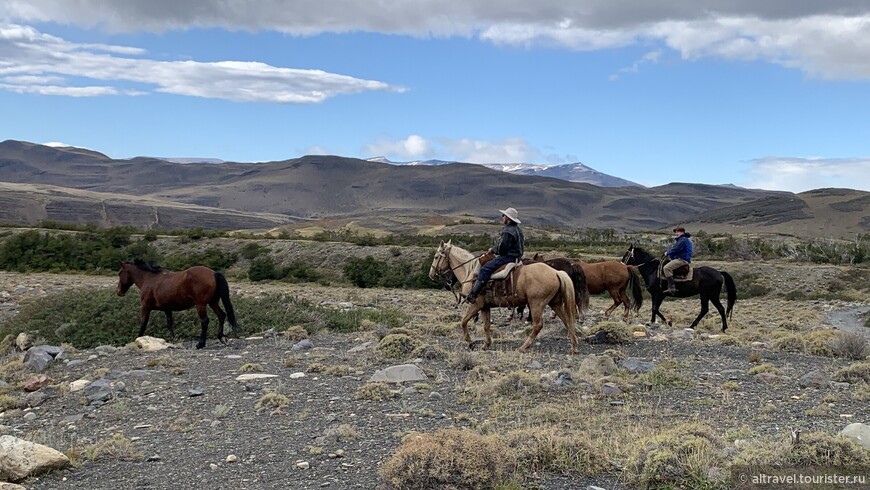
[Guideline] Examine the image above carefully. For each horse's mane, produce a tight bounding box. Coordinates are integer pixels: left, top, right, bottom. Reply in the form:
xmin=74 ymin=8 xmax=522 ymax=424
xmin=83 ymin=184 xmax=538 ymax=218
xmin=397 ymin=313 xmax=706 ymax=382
xmin=132 ymin=259 xmax=164 ymax=273
xmin=631 ymin=247 xmax=657 ymax=262
xmin=447 ymin=243 xmax=476 ymax=262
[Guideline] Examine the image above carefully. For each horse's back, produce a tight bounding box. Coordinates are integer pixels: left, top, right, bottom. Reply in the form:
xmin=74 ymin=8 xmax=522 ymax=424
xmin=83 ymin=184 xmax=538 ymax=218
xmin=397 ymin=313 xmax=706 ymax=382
xmin=144 ymin=266 xmax=218 ymax=309
xmin=578 ymin=260 xmax=628 ymax=291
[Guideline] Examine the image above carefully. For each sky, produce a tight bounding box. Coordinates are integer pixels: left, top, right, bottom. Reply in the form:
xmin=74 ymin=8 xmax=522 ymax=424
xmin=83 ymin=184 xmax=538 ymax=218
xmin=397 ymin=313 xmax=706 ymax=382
xmin=1 ymin=1 xmax=869 ymax=192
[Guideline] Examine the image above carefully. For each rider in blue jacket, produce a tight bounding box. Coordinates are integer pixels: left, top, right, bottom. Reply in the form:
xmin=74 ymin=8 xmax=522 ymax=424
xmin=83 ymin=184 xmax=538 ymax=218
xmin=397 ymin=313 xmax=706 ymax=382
xmin=663 ymin=226 xmax=693 ymax=294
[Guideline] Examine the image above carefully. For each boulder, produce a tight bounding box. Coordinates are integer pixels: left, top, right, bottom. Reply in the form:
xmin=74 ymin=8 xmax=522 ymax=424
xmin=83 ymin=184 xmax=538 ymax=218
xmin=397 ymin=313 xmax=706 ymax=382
xmin=0 ymin=435 xmax=70 ymax=482
xmin=369 ymin=364 xmax=428 ymax=383
xmin=840 ymin=423 xmax=870 ymax=450
xmin=798 ymin=369 xmax=830 ymax=389
xmin=133 ymin=336 xmax=174 ymax=352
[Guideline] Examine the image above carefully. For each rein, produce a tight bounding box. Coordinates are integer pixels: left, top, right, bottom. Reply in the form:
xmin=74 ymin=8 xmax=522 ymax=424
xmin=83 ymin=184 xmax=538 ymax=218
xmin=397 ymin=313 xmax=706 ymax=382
xmin=434 ymin=248 xmax=485 ymax=284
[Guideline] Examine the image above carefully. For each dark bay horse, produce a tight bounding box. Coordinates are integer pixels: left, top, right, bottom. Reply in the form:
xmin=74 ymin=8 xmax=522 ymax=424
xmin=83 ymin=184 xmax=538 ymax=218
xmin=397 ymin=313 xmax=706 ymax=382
xmin=117 ymin=260 xmax=239 ymax=349
xmin=532 ymin=253 xmax=642 ymax=321
xmin=429 ymin=241 xmax=579 ymax=353
xmin=621 ymin=246 xmax=736 ymax=331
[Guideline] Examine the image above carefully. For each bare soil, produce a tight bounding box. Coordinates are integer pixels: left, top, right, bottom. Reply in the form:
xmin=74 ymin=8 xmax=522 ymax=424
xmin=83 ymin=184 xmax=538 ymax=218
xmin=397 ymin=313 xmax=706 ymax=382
xmin=1 ymin=263 xmax=869 ymax=489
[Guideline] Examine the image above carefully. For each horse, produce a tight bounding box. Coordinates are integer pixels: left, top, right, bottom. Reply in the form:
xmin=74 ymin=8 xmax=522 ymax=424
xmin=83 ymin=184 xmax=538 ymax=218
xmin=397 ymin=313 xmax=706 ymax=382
xmin=429 ymin=240 xmax=579 ymax=353
xmin=562 ymin=256 xmax=644 ymax=322
xmin=621 ymin=245 xmax=736 ymax=331
xmin=117 ymin=260 xmax=239 ymax=349
xmin=509 ymin=253 xmax=590 ymax=322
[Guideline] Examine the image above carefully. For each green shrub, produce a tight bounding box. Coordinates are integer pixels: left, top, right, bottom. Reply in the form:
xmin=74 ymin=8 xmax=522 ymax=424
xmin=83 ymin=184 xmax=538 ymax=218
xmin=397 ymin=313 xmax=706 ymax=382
xmin=378 ymin=334 xmax=423 ymax=359
xmin=248 ymin=257 xmax=278 ymax=281
xmin=239 ymin=242 xmax=269 ymax=260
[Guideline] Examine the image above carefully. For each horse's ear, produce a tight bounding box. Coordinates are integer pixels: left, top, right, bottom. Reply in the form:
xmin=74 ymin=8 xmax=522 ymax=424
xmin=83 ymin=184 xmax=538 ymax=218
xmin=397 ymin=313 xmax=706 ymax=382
xmin=446 ymin=239 xmax=452 ymax=245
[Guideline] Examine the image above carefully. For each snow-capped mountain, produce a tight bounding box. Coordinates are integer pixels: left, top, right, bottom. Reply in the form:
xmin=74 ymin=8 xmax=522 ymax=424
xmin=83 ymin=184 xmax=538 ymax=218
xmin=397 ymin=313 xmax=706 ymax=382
xmin=367 ymin=157 xmax=642 ymax=188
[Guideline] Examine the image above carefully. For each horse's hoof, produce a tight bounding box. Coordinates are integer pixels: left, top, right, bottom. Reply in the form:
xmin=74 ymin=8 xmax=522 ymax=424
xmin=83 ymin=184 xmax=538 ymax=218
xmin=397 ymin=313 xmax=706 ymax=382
xmin=218 ymin=337 xmax=228 ymax=345
xmin=196 ymin=342 xmax=205 ymax=349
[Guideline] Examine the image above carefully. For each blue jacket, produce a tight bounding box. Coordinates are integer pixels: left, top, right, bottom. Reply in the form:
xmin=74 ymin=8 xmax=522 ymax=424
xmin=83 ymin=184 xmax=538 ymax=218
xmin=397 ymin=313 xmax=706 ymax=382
xmin=666 ymin=233 xmax=693 ymax=262
xmin=492 ymin=222 xmax=524 ymax=259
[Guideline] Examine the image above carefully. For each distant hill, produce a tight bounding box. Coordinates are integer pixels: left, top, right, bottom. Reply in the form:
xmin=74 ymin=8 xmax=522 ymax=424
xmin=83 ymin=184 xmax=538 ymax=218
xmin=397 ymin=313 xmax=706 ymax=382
xmin=368 ymin=157 xmax=641 ymax=187
xmin=2 ymin=140 xmax=868 ymax=238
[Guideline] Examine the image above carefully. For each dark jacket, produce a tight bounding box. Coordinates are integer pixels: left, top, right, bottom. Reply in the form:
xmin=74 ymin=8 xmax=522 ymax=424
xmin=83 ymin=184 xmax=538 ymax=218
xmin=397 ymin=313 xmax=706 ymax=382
xmin=666 ymin=233 xmax=693 ymax=262
xmin=492 ymin=222 xmax=524 ymax=259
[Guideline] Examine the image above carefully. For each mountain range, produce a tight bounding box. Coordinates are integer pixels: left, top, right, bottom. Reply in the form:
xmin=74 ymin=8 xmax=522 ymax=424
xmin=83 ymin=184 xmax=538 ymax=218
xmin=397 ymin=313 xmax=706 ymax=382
xmin=1 ymin=139 xmax=868 ymax=239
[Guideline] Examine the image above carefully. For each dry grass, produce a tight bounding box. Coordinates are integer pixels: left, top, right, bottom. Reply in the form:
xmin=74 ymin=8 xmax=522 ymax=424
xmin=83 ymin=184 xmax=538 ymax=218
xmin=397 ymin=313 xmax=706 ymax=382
xmin=306 ymin=362 xmax=352 ymax=376
xmin=82 ymin=433 xmax=143 ymax=461
xmin=377 ymin=333 xmax=423 ymax=359
xmin=255 ymin=392 xmax=289 ymax=411
xmin=354 ymin=382 xmax=397 ymax=401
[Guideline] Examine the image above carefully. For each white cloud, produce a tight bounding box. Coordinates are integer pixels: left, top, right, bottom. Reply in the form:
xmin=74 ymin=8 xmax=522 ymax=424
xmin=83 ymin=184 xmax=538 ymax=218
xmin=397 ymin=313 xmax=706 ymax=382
xmin=0 ymin=24 xmax=403 ymax=102
xmin=610 ymin=50 xmax=661 ymax=81
xmin=363 ymin=135 xmax=432 ymax=160
xmin=3 ymin=1 xmax=870 ymax=79
xmin=743 ymin=157 xmax=870 ymax=192
xmin=361 ymin=135 xmax=581 ymax=164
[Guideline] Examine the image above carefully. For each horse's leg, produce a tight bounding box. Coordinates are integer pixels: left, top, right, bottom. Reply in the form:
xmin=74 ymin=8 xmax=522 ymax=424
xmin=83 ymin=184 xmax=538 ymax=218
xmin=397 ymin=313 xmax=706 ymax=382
xmin=195 ymin=304 xmax=209 ymax=349
xmin=459 ymin=305 xmax=480 ymax=349
xmin=617 ymin=287 xmax=632 ymax=322
xmin=138 ymin=307 xmax=152 ymax=337
xmin=689 ymin=296 xmax=711 ymax=330
xmin=481 ymin=308 xmax=493 ymax=351
xmin=518 ymin=301 xmax=546 ymax=353
xmin=710 ymin=295 xmax=728 ymax=332
xmin=551 ymin=303 xmax=578 ymax=354
xmin=603 ymin=289 xmax=620 ymax=317
xmin=210 ymin=300 xmax=228 ymax=344
xmin=164 ymin=310 xmax=175 ymax=340
xmin=651 ymin=294 xmax=669 ymax=325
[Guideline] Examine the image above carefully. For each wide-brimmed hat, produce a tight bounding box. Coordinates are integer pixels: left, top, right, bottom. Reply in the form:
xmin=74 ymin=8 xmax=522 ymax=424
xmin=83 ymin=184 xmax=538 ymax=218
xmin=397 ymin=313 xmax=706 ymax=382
xmin=499 ymin=207 xmax=521 ymax=224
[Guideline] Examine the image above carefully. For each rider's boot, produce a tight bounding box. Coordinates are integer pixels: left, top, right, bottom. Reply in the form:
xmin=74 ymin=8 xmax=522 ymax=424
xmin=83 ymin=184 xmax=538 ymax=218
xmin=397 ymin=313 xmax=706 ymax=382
xmin=664 ymin=277 xmax=677 ymax=294
xmin=465 ymin=279 xmax=484 ymax=304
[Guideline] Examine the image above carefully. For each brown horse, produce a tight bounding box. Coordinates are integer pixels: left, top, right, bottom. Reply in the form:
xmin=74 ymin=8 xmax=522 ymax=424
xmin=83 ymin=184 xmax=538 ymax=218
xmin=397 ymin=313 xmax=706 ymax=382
xmin=534 ymin=255 xmax=644 ymax=321
xmin=117 ymin=260 xmax=239 ymax=349
xmin=429 ymin=241 xmax=578 ymax=354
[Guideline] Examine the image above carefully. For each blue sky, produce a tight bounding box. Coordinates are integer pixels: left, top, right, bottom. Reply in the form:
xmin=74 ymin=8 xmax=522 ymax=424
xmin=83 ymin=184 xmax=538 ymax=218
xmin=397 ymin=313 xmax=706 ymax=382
xmin=1 ymin=1 xmax=869 ymax=192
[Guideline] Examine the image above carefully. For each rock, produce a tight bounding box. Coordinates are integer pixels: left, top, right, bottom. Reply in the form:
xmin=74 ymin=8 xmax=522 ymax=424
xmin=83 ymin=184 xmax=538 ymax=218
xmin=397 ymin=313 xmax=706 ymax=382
xmin=369 ymin=364 xmax=428 ymax=383
xmin=0 ymin=482 xmax=27 ymax=489
xmin=754 ymin=373 xmax=785 ymax=383
xmin=226 ymin=454 xmax=238 ymax=463
xmin=235 ymin=374 xmax=279 ymax=381
xmin=750 ymin=341 xmax=767 ymax=349
xmin=134 ymin=336 xmax=174 ymax=352
xmin=146 ymin=454 xmax=161 ymax=462
xmin=209 ymin=463 xmax=219 ymax=471
xmin=95 ymin=345 xmax=119 ymax=356
xmin=23 ymin=348 xmax=54 ymax=372
xmin=289 ymin=372 xmax=305 ymax=379
xmin=14 ymin=332 xmax=33 ymax=351
xmin=600 ymin=383 xmax=623 ymax=396
xmin=23 ymin=374 xmax=51 ymax=392
xmin=840 ymin=423 xmax=870 ymax=450
xmin=291 ymin=339 xmax=313 ymax=351
xmin=527 ymin=360 xmax=543 ymax=369
xmin=0 ymin=435 xmax=70 ymax=482
xmin=579 ymin=355 xmax=616 ymax=378
xmin=632 ymin=331 xmax=647 ymax=338
xmin=619 ymin=358 xmax=657 ymax=374
xmin=83 ymin=379 xmax=113 ymax=404
xmin=554 ymin=371 xmax=573 ymax=387
xmin=799 ymin=369 xmax=830 ymax=389
xmin=401 ymin=387 xmax=418 ymax=396
xmin=65 ymin=360 xmax=84 ymax=367
xmin=22 ymin=412 xmax=38 ymax=421
xmin=188 ymin=389 xmax=204 ymax=397
xmin=297 ymin=461 xmax=310 ymax=469
xmin=670 ymin=329 xmax=695 ymax=340
xmin=428 ymin=391 xmax=442 ymax=400
xmin=23 ymin=392 xmax=49 ymax=408
xmin=69 ymin=379 xmax=91 ymax=392
xmin=347 ymin=342 xmax=373 ymax=353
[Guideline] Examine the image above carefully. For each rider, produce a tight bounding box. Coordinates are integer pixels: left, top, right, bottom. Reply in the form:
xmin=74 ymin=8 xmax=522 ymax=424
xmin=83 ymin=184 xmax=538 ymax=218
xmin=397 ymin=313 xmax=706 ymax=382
xmin=465 ymin=207 xmax=524 ymax=303
xmin=663 ymin=226 xmax=693 ymax=294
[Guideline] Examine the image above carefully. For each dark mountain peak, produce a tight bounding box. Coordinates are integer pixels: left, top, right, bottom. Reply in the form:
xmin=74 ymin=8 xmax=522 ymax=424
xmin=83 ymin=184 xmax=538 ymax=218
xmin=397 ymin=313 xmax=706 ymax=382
xmin=0 ymin=139 xmax=110 ymax=162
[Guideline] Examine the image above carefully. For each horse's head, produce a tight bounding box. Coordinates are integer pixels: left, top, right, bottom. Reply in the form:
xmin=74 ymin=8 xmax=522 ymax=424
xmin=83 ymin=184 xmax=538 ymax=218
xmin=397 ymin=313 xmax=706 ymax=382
xmin=428 ymin=240 xmax=453 ymax=280
xmin=622 ymin=244 xmax=655 ymax=265
xmin=117 ymin=261 xmax=135 ymax=296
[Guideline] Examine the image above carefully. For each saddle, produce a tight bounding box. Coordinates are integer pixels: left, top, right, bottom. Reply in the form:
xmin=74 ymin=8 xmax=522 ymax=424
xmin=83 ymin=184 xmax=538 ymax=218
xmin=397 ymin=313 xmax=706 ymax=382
xmin=658 ymin=258 xmax=693 ymax=282
xmin=473 ymin=255 xmax=523 ymax=306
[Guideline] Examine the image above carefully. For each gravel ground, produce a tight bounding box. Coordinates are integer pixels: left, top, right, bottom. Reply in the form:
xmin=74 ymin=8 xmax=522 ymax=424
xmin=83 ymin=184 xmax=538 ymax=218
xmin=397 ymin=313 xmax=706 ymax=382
xmin=1 ymin=266 xmax=869 ymax=489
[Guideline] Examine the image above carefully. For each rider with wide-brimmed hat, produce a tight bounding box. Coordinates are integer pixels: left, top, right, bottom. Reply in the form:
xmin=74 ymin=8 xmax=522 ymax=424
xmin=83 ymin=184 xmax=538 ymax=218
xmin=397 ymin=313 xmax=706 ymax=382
xmin=465 ymin=207 xmax=525 ymax=303
xmin=663 ymin=225 xmax=693 ymax=293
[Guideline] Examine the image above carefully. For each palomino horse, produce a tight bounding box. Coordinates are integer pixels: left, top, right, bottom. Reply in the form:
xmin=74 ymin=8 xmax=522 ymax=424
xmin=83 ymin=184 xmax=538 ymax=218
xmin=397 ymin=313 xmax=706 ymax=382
xmin=117 ymin=260 xmax=239 ymax=349
xmin=621 ymin=246 xmax=736 ymax=331
xmin=429 ymin=241 xmax=579 ymax=353
xmin=530 ymin=254 xmax=643 ymax=322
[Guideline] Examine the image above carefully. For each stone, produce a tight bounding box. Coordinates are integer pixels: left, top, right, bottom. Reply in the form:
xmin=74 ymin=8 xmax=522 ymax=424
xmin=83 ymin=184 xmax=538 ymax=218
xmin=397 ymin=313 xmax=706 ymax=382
xmin=600 ymin=383 xmax=623 ymax=396
xmin=0 ymin=435 xmax=70 ymax=482
xmin=289 ymin=372 xmax=305 ymax=379
xmin=0 ymin=483 xmax=27 ymax=490
xmin=347 ymin=342 xmax=373 ymax=353
xmin=619 ymin=358 xmax=657 ymax=374
xmin=23 ymin=348 xmax=53 ymax=372
xmin=235 ymin=374 xmax=279 ymax=381
xmin=83 ymin=379 xmax=113 ymax=404
xmin=14 ymin=332 xmax=33 ymax=351
xmin=134 ymin=336 xmax=174 ymax=352
xmin=840 ymin=423 xmax=870 ymax=450
xmin=369 ymin=364 xmax=428 ymax=383
xmin=527 ymin=360 xmax=543 ymax=369
xmin=69 ymin=379 xmax=91 ymax=392
xmin=23 ymin=392 xmax=48 ymax=408
xmin=226 ymin=454 xmax=238 ymax=463
xmin=579 ymin=355 xmax=617 ymax=378
xmin=297 ymin=461 xmax=310 ymax=469
xmin=23 ymin=374 xmax=51 ymax=392
xmin=291 ymin=339 xmax=313 ymax=351
xmin=95 ymin=345 xmax=119 ymax=356
xmin=798 ymin=369 xmax=830 ymax=389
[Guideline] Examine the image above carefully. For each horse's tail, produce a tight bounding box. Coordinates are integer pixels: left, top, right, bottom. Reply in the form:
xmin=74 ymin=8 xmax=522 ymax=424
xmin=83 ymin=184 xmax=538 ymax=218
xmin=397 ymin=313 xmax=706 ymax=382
xmin=722 ymin=271 xmax=737 ymax=320
xmin=214 ymin=272 xmax=239 ymax=336
xmin=627 ymin=265 xmax=644 ymax=314
xmin=556 ymin=270 xmax=577 ymax=326
xmin=570 ymin=263 xmax=590 ymax=316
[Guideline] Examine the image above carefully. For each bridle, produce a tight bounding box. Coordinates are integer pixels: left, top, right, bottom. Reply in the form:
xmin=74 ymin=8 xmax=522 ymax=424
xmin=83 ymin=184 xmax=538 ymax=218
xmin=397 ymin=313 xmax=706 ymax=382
xmin=432 ymin=244 xmax=485 ymax=285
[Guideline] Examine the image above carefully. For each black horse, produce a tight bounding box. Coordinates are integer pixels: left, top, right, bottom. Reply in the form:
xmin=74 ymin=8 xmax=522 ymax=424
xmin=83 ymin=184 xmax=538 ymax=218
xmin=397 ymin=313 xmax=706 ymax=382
xmin=621 ymin=245 xmax=736 ymax=331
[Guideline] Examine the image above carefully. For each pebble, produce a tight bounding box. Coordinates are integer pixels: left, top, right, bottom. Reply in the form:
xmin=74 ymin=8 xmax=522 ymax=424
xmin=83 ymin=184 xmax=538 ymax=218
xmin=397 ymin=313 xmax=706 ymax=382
xmin=210 ymin=463 xmax=219 ymax=471
xmin=23 ymin=412 xmax=37 ymax=421
xmin=297 ymin=461 xmax=310 ymax=469
xmin=289 ymin=372 xmax=305 ymax=379
xmin=226 ymin=454 xmax=238 ymax=463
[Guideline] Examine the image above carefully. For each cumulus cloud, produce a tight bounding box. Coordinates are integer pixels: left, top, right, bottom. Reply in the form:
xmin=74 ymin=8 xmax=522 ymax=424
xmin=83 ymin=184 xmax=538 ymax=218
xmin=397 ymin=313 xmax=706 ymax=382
xmin=743 ymin=157 xmax=870 ymax=192
xmin=0 ymin=24 xmax=402 ymax=102
xmin=3 ymin=1 xmax=870 ymax=79
xmin=361 ymin=135 xmax=579 ymax=164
